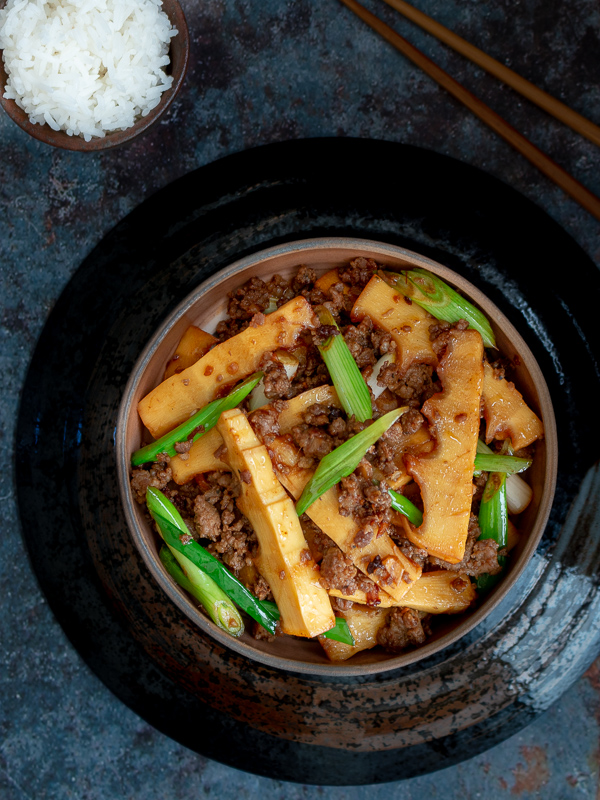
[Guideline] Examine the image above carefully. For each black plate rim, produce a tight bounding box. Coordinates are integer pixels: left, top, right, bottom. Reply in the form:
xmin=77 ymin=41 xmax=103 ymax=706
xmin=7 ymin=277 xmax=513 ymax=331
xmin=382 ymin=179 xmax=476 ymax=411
xmin=14 ymin=137 xmax=600 ymax=785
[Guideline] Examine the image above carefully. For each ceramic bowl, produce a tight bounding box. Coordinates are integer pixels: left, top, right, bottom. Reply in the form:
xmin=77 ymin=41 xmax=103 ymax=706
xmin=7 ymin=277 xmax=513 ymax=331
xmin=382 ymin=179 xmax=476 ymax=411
xmin=117 ymin=237 xmax=557 ymax=676
xmin=0 ymin=0 xmax=189 ymax=151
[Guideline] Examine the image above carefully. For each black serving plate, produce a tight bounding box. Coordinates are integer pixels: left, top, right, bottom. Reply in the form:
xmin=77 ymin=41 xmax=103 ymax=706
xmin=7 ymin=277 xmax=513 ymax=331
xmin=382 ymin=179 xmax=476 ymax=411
xmin=15 ymin=138 xmax=600 ymax=785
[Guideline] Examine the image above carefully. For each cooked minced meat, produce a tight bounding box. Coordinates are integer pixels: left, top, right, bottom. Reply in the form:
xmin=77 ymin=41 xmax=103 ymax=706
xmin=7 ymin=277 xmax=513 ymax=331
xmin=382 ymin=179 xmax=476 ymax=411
xmin=291 ymin=423 xmax=335 ymax=460
xmin=130 ymin=453 xmax=172 ymax=503
xmin=377 ymin=361 xmax=439 ymax=407
xmin=193 ymin=496 xmax=221 ymax=541
xmin=343 ymin=319 xmax=377 ymax=369
xmin=377 ymin=607 xmax=427 ymax=652
xmin=319 ymin=546 xmax=359 ymax=593
xmin=260 ymin=352 xmax=294 ymax=400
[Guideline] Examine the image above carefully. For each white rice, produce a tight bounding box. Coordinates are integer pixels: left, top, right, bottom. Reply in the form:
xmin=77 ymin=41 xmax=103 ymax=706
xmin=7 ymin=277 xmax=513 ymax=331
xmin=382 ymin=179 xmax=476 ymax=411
xmin=0 ymin=0 xmax=178 ymax=140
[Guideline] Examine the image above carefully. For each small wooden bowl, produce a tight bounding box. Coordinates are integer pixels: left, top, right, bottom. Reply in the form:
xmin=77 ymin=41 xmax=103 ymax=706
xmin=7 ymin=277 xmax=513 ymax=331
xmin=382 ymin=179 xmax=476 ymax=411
xmin=0 ymin=0 xmax=188 ymax=151
xmin=117 ymin=238 xmax=557 ymax=676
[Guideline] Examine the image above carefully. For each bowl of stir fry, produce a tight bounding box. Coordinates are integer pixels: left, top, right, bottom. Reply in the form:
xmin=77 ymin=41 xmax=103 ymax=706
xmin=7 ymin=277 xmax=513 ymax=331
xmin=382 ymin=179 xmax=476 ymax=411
xmin=117 ymin=238 xmax=556 ymax=674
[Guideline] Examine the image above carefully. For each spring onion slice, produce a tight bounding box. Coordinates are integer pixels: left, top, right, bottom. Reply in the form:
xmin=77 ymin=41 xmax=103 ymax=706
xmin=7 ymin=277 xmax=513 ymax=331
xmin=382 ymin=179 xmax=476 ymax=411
xmin=479 ymin=472 xmax=508 ymax=547
xmin=258 ymin=600 xmax=355 ymax=645
xmin=147 ymin=488 xmax=278 ymax=634
xmin=296 ymin=407 xmax=406 ymax=516
xmin=131 ymin=372 xmax=263 ymax=466
xmin=473 ymin=453 xmax=532 ymax=474
xmin=476 ymin=470 xmax=508 ymax=591
xmin=379 ymin=268 xmax=496 ymax=349
xmin=388 ymin=489 xmax=423 ymax=527
xmin=476 ymin=561 xmax=506 ymax=592
xmin=159 ymin=546 xmax=244 ymax=637
xmin=316 ymin=307 xmax=372 ymax=423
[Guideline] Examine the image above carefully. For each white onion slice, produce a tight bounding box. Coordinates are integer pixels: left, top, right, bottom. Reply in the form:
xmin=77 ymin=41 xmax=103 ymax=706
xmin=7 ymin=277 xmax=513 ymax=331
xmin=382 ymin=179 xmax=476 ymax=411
xmin=366 ymin=351 xmax=395 ymax=399
xmin=506 ymin=473 xmax=533 ymax=514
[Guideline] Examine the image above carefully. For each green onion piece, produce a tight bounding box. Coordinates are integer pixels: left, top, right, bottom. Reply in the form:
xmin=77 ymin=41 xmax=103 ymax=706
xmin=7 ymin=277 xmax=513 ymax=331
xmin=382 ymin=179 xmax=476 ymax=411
xmin=479 ymin=472 xmax=508 ymax=547
xmin=474 ymin=453 xmax=532 ymax=474
xmin=296 ymin=407 xmax=406 ymax=516
xmin=146 ymin=488 xmax=277 ymax=634
xmin=131 ymin=372 xmax=263 ymax=466
xmin=380 ymin=268 xmax=496 ymax=349
xmin=477 ymin=439 xmax=494 ymax=455
xmin=159 ymin=546 xmax=244 ymax=637
xmin=257 ymin=599 xmax=355 ymax=645
xmin=316 ymin=306 xmax=372 ymax=423
xmin=321 ymin=617 xmax=354 ymax=645
xmin=476 ymin=469 xmax=508 ymax=592
xmin=389 ymin=489 xmax=423 ymax=527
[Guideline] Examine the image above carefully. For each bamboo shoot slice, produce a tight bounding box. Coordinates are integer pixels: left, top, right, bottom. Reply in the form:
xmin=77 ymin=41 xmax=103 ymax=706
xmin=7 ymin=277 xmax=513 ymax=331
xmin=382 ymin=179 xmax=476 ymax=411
xmin=170 ymin=427 xmax=227 ymax=484
xmin=328 ymin=587 xmax=397 ymax=608
xmin=164 ymin=326 xmax=218 ymax=379
xmin=405 ymin=329 xmax=484 ymax=563
xmin=139 ymin=296 xmax=317 ymax=439
xmin=482 ymin=360 xmax=544 ymax=450
xmin=398 ymin=570 xmax=476 ymax=613
xmin=216 ymin=409 xmax=335 ymax=638
xmin=319 ymin=606 xmax=388 ymax=662
xmin=351 ymin=274 xmax=437 ymax=374
xmin=277 ymin=385 xmax=341 ymax=434
xmin=314 ymin=269 xmax=344 ymax=294
xmin=269 ymin=438 xmax=422 ymax=603
xmin=329 ymin=570 xmax=475 ymax=613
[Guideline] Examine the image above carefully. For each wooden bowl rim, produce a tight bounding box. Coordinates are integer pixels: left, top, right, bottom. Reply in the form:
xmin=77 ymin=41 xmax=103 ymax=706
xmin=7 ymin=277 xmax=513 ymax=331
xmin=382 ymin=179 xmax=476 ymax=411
xmin=116 ymin=236 xmax=558 ymax=677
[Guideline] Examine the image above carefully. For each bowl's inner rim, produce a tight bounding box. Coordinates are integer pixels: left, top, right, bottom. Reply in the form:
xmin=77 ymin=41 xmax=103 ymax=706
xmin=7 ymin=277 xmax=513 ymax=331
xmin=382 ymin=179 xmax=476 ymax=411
xmin=116 ymin=236 xmax=558 ymax=677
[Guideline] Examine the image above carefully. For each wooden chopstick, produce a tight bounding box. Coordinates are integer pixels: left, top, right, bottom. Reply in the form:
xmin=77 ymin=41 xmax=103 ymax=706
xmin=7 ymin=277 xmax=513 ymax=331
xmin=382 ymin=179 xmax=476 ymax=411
xmin=338 ymin=0 xmax=600 ymax=223
xmin=381 ymin=0 xmax=600 ymax=149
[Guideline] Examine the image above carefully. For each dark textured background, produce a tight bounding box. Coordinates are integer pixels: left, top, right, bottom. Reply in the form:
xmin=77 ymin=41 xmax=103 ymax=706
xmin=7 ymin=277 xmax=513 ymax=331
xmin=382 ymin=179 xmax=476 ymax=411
xmin=2 ymin=0 xmax=599 ymax=797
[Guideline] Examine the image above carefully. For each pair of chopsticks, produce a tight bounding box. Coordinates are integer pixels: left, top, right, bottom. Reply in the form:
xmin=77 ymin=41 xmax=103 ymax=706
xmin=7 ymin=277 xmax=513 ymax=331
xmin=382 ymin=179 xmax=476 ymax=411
xmin=338 ymin=0 xmax=600 ymax=223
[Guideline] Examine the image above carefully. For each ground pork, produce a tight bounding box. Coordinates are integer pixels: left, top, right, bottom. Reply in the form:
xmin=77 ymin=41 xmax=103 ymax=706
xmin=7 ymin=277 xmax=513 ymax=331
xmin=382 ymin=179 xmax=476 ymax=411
xmin=130 ymin=453 xmax=172 ymax=503
xmin=300 ymin=515 xmax=333 ymax=563
xmin=250 ymin=401 xmax=284 ymax=444
xmin=391 ymin=534 xmax=429 ymax=568
xmin=338 ymin=256 xmax=379 ymax=287
xmin=193 ymin=496 xmax=221 ymax=541
xmin=292 ymin=265 xmax=317 ymax=294
xmin=260 ymin=352 xmax=293 ymax=400
xmin=292 ymin=423 xmax=335 ymax=460
xmin=319 ymin=546 xmax=359 ymax=593
xmin=342 ymin=318 xmax=377 ymax=369
xmin=226 ymin=276 xmax=271 ymax=320
xmin=377 ymin=607 xmax=427 ymax=652
xmin=377 ymin=361 xmax=439 ymax=407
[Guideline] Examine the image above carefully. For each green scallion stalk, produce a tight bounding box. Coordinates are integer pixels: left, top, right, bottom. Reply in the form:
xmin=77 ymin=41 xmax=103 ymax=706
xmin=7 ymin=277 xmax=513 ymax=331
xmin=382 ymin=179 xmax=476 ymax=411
xmin=476 ymin=470 xmax=508 ymax=591
xmin=380 ymin=268 xmax=496 ymax=349
xmin=479 ymin=472 xmax=508 ymax=547
xmin=159 ymin=546 xmax=244 ymax=637
xmin=146 ymin=488 xmax=278 ymax=634
xmin=473 ymin=453 xmax=532 ymax=474
xmin=316 ymin=306 xmax=372 ymax=423
xmin=388 ymin=489 xmax=423 ymax=527
xmin=296 ymin=407 xmax=406 ymax=516
xmin=131 ymin=372 xmax=263 ymax=466
xmin=258 ymin=600 xmax=355 ymax=645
